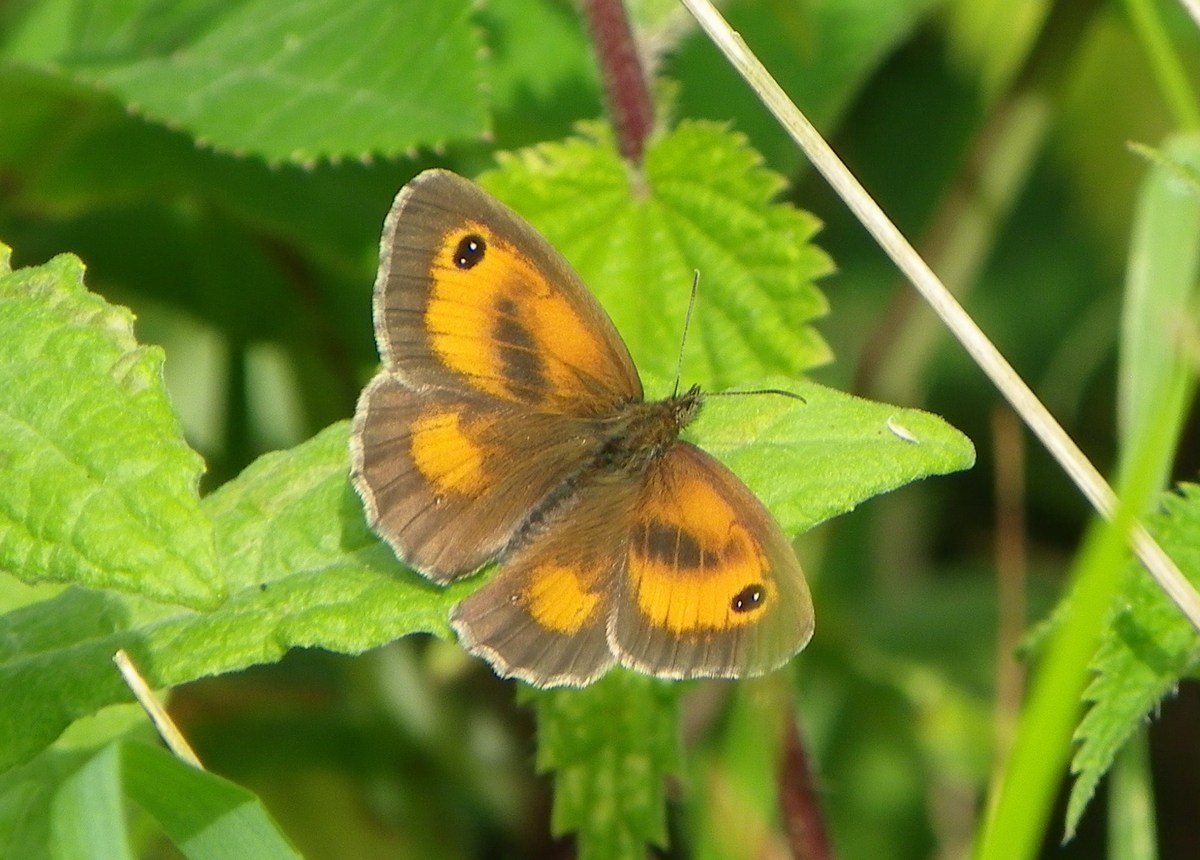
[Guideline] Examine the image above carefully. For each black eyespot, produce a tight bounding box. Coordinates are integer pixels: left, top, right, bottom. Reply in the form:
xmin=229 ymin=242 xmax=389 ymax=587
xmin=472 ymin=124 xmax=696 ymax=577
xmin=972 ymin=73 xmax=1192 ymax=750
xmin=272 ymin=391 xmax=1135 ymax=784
xmin=731 ymin=584 xmax=765 ymax=613
xmin=454 ymin=234 xmax=486 ymax=269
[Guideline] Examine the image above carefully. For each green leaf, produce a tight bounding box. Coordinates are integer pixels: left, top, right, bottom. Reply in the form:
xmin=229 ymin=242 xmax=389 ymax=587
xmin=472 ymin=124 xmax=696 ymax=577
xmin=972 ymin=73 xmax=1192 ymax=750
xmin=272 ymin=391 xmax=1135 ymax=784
xmin=1066 ymin=484 xmax=1200 ymax=836
xmin=530 ymin=671 xmax=681 ymax=860
xmin=0 ymin=245 xmax=219 ymax=608
xmin=7 ymin=0 xmax=487 ymax=163
xmin=481 ymin=121 xmax=834 ymax=389
xmin=122 ymin=741 xmax=301 ymax=858
xmin=0 ymin=424 xmax=462 ymax=772
xmin=1 ymin=738 xmax=299 ymax=859
xmin=687 ymin=377 xmax=975 ymax=536
xmin=1117 ymin=134 xmax=1200 ymax=486
xmin=50 ymin=743 xmax=135 ymax=859
xmin=478 ymin=0 xmax=601 ymax=149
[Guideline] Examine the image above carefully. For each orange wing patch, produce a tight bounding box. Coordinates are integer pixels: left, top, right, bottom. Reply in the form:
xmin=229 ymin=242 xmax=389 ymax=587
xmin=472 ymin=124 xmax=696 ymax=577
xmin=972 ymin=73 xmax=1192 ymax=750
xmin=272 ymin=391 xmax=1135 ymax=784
xmin=629 ymin=468 xmax=775 ymax=634
xmin=522 ymin=563 xmax=605 ymax=635
xmin=425 ymin=222 xmax=625 ymax=410
xmin=449 ymin=474 xmax=643 ymax=688
xmin=409 ymin=409 xmax=492 ymax=497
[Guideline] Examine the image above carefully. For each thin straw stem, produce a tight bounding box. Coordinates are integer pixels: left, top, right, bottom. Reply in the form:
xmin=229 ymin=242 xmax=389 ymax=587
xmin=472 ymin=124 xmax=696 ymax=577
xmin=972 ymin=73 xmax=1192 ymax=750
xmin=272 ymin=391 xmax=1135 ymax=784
xmin=679 ymin=0 xmax=1200 ymax=631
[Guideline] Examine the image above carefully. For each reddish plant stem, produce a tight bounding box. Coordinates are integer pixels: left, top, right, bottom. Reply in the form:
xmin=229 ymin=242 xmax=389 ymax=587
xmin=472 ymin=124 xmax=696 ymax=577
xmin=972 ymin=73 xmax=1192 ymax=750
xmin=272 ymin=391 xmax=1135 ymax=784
xmin=580 ymin=0 xmax=655 ymax=165
xmin=780 ymin=714 xmax=834 ymax=860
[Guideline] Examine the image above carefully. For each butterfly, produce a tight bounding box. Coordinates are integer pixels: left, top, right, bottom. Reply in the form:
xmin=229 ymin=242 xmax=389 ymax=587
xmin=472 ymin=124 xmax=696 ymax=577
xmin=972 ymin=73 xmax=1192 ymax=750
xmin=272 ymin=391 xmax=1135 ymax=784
xmin=350 ymin=169 xmax=814 ymax=688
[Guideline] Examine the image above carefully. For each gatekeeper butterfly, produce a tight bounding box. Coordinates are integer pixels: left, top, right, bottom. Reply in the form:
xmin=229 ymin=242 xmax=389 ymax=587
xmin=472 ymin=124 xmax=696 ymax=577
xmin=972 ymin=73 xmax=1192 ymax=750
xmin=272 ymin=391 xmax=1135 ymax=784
xmin=350 ymin=169 xmax=814 ymax=688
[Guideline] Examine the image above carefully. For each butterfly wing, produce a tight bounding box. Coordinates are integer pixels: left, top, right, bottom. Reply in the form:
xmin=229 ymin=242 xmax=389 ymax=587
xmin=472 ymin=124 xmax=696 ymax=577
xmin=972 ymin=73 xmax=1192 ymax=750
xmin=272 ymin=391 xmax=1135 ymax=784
xmin=449 ymin=478 xmax=642 ymax=687
xmin=451 ymin=441 xmax=814 ymax=686
xmin=374 ymin=169 xmax=642 ymax=412
xmin=609 ymin=442 xmax=814 ymax=679
xmin=354 ymin=169 xmax=645 ymax=580
xmin=351 ymin=376 xmax=612 ymax=581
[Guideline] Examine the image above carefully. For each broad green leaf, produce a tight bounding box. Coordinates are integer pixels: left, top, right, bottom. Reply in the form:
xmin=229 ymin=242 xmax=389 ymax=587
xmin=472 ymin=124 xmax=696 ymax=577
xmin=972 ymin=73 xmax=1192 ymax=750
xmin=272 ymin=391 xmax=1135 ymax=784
xmin=530 ymin=672 xmax=680 ymax=860
xmin=0 ymin=424 xmax=460 ymax=772
xmin=1066 ymin=485 xmax=1200 ymax=836
xmin=122 ymin=741 xmax=301 ymax=859
xmin=0 ymin=245 xmax=219 ymax=608
xmin=5 ymin=0 xmax=487 ymax=163
xmin=685 ymin=377 xmax=975 ymax=535
xmin=1 ymin=738 xmax=299 ymax=859
xmin=481 ymin=121 xmax=834 ymax=390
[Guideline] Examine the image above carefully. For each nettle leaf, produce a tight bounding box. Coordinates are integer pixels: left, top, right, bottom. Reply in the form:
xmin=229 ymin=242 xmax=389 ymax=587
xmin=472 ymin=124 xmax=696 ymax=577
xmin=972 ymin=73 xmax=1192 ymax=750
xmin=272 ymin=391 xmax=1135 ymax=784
xmin=0 ymin=424 xmax=463 ymax=772
xmin=481 ymin=121 xmax=834 ymax=390
xmin=1066 ymin=484 xmax=1200 ymax=836
xmin=0 ymin=246 xmax=219 ymax=608
xmin=685 ymin=377 xmax=975 ymax=535
xmin=529 ymin=672 xmax=681 ymax=860
xmin=9 ymin=0 xmax=486 ymax=162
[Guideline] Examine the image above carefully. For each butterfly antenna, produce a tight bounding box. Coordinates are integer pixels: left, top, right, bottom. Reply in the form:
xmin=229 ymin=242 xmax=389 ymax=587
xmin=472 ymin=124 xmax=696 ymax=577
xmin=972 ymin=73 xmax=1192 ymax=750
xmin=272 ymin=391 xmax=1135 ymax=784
xmin=672 ymin=272 xmax=805 ymax=404
xmin=673 ymin=271 xmax=700 ymax=396
xmin=709 ymin=387 xmax=807 ymax=402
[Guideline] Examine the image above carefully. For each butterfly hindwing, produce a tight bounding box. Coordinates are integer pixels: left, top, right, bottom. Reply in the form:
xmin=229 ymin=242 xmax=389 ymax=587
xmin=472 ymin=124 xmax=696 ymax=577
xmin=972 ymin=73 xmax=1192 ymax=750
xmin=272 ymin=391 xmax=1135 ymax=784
xmin=609 ymin=442 xmax=815 ymax=679
xmin=449 ymin=478 xmax=642 ymax=687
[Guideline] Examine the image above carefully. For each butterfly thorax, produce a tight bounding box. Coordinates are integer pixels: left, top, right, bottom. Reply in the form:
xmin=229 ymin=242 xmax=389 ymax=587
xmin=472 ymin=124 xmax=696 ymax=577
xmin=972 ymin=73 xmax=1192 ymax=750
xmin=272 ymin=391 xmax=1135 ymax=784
xmin=595 ymin=384 xmax=702 ymax=476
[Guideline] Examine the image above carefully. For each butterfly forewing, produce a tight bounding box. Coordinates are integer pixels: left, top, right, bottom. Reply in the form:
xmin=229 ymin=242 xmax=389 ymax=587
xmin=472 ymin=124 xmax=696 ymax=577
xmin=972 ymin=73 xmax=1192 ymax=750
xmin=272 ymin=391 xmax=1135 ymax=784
xmin=355 ymin=170 xmax=646 ymax=580
xmin=375 ymin=170 xmax=642 ymax=414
